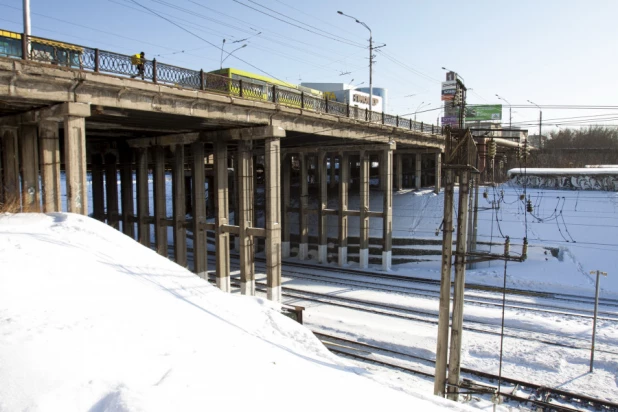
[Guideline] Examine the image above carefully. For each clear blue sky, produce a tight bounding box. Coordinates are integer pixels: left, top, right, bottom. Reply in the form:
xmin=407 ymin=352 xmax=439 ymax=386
xmin=2 ymin=0 xmax=617 ymax=133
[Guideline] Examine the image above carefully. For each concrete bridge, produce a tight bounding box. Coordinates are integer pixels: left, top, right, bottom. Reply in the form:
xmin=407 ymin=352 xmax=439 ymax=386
xmin=0 ymin=53 xmax=444 ymax=302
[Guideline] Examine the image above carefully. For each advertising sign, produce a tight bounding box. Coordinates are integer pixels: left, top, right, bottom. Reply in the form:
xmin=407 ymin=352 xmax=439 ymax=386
xmin=441 ymin=116 xmax=458 ymax=126
xmin=441 ymin=81 xmax=456 ymax=101
xmin=464 ymin=104 xmax=502 ymax=121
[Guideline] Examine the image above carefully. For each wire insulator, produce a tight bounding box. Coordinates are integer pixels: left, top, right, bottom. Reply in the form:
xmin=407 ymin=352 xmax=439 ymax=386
xmin=487 ymin=140 xmax=497 ymax=158
xmin=483 ymin=190 xmax=488 ymax=199
xmin=519 ymin=194 xmax=525 ymax=201
xmin=504 ymin=236 xmax=510 ymax=256
xmin=526 ymin=199 xmax=533 ymax=213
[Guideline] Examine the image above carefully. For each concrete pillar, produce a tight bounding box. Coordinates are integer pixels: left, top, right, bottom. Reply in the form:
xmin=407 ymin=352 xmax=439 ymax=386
xmin=38 ymin=120 xmax=61 ymax=212
xmin=264 ymin=136 xmax=282 ymax=302
xmin=172 ymin=144 xmax=187 ymax=267
xmin=232 ymin=153 xmax=240 ymax=252
xmin=19 ymin=125 xmax=40 ymax=212
xmin=153 ymin=146 xmax=167 ymax=256
xmin=318 ymin=151 xmax=328 ymax=263
xmin=91 ymin=153 xmax=105 ymax=221
xmin=415 ymin=153 xmax=422 ymax=190
xmin=1 ymin=127 xmax=19 ymax=207
xmin=281 ymin=154 xmax=291 ymax=258
xmin=104 ymin=152 xmax=119 ymax=229
xmin=447 ymin=170 xmax=471 ymax=400
xmin=434 ymin=168 xmax=455 ymax=397
xmin=298 ymin=152 xmax=309 ymax=260
xmin=396 ymin=153 xmax=403 ymax=191
xmin=338 ymin=152 xmax=349 ymax=266
xmin=214 ymin=140 xmax=231 ymax=292
xmin=191 ymin=142 xmax=208 ymax=278
xmin=119 ymin=147 xmax=135 ymax=238
xmin=329 ymin=154 xmax=336 ymax=189
xmin=435 ymin=152 xmax=442 ymax=194
xmin=238 ymin=140 xmax=255 ymax=295
xmin=359 ymin=150 xmax=370 ymax=269
xmin=382 ymin=148 xmax=393 ymax=271
xmin=135 ymin=148 xmax=150 ymax=247
xmin=64 ymin=116 xmax=88 ymax=215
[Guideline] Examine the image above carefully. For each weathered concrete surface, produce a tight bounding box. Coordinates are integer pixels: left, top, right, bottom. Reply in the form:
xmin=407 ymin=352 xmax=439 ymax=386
xmin=0 ymin=58 xmax=444 ymax=149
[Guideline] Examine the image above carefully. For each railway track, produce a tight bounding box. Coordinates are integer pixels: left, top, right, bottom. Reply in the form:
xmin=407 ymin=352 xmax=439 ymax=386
xmin=314 ymin=331 xmax=618 ymax=412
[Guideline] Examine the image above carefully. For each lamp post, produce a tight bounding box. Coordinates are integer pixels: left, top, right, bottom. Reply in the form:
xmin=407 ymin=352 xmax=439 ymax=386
xmin=414 ymin=102 xmax=431 ymax=122
xmin=220 ymin=43 xmax=247 ymax=69
xmin=338 ymin=11 xmax=382 ymax=119
xmin=589 ymin=270 xmax=608 ymax=372
xmin=495 ymin=94 xmax=512 ymax=128
xmin=528 ymin=100 xmax=543 ymax=148
xmin=22 ymin=0 xmax=31 ymax=59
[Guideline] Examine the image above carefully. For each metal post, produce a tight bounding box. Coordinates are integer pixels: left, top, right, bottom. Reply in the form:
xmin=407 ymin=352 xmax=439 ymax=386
xmin=369 ymin=33 xmax=373 ymax=121
xmin=590 ymin=270 xmax=607 ymax=372
xmin=94 ymin=49 xmax=100 ymax=73
xmin=22 ymin=0 xmax=30 ymax=60
xmin=200 ymin=69 xmax=204 ymax=90
xmin=152 ymin=58 xmax=157 ymax=83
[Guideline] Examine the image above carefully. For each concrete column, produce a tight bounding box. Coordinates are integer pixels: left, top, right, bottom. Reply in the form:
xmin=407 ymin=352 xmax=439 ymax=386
xmin=135 ymin=148 xmax=150 ymax=247
xmin=38 ymin=120 xmax=61 ymax=212
xmin=434 ymin=152 xmax=442 ymax=194
xmin=215 ymin=140 xmax=231 ymax=292
xmin=382 ymin=148 xmax=393 ymax=271
xmin=191 ymin=142 xmax=208 ymax=279
xmin=447 ymin=170 xmax=471 ymax=400
xmin=232 ymin=153 xmax=240 ymax=252
xmin=298 ymin=152 xmax=309 ymax=260
xmin=338 ymin=152 xmax=349 ymax=266
xmin=329 ymin=154 xmax=336 ymax=189
xmin=19 ymin=125 xmax=40 ymax=212
xmin=153 ymin=146 xmax=167 ymax=256
xmin=1 ymin=128 xmax=19 ymax=206
xmin=119 ymin=147 xmax=135 ymax=238
xmin=104 ymin=152 xmax=119 ymax=229
xmin=64 ymin=116 xmax=88 ymax=215
xmin=91 ymin=153 xmax=105 ymax=221
xmin=359 ymin=150 xmax=370 ymax=269
xmin=434 ymin=168 xmax=455 ymax=397
xmin=415 ymin=153 xmax=422 ymax=190
xmin=264 ymin=136 xmax=282 ymax=302
xmin=396 ymin=153 xmax=403 ymax=191
xmin=238 ymin=140 xmax=255 ymax=295
xmin=318 ymin=151 xmax=328 ymax=263
xmin=172 ymin=144 xmax=187 ymax=267
xmin=281 ymin=154 xmax=291 ymax=258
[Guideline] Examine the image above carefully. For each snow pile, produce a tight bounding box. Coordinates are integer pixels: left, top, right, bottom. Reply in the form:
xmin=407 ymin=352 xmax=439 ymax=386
xmin=0 ymin=213 xmax=472 ymax=412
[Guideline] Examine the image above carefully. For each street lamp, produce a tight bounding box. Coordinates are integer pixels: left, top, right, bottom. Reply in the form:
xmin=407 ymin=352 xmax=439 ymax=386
xmin=495 ymin=94 xmax=512 ymax=128
xmin=414 ymin=102 xmax=431 ymax=122
xmin=528 ymin=99 xmax=543 ymax=148
xmin=338 ymin=11 xmax=384 ymax=119
xmin=220 ymin=43 xmax=247 ymax=69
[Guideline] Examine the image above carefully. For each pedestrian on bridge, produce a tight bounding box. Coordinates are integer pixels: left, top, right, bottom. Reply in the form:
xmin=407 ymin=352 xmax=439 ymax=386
xmin=131 ymin=51 xmax=146 ymax=80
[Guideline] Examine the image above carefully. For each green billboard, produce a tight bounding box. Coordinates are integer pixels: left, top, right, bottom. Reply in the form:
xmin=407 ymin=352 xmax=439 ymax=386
xmin=465 ymin=104 xmax=502 ymax=121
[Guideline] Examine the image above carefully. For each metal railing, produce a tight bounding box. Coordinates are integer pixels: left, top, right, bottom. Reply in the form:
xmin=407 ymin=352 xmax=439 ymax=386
xmin=2 ymin=31 xmax=443 ymax=136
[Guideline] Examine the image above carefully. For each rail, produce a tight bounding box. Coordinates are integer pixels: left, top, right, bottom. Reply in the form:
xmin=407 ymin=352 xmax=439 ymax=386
xmin=0 ymin=31 xmax=443 ymax=136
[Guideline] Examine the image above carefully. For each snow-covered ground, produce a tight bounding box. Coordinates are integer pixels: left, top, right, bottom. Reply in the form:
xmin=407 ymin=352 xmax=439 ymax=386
xmin=0 ymin=213 xmax=475 ymax=411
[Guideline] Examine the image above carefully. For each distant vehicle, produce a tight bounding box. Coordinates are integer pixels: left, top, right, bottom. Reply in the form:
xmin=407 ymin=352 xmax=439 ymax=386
xmin=207 ymin=68 xmax=324 ymax=108
xmin=0 ymin=30 xmax=83 ymax=68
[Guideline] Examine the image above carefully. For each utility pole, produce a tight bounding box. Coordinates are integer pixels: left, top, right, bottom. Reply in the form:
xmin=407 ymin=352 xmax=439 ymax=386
xmin=589 ymin=270 xmax=608 ymax=372
xmin=496 ymin=94 xmax=512 ymax=128
xmin=528 ymin=100 xmax=543 ymax=148
xmin=22 ymin=0 xmax=31 ymax=59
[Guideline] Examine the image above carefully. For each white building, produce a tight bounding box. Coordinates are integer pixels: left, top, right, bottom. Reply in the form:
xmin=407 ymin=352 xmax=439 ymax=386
xmin=300 ymin=82 xmax=386 ymax=113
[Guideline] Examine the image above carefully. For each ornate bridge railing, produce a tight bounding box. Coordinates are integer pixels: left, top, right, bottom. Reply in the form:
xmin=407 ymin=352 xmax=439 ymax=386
xmin=1 ymin=31 xmax=444 ymax=136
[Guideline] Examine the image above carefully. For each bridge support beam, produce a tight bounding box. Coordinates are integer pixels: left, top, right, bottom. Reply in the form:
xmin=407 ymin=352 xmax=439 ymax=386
xmin=104 ymin=152 xmax=119 ymax=229
xmin=382 ymin=148 xmax=393 ymax=271
xmin=153 ymin=146 xmax=167 ymax=255
xmin=338 ymin=152 xmax=349 ymax=266
xmin=329 ymin=154 xmax=336 ymax=189
xmin=38 ymin=120 xmax=61 ymax=212
xmin=1 ymin=127 xmax=19 ymax=206
xmin=435 ymin=152 xmax=442 ymax=194
xmin=359 ymin=150 xmax=370 ymax=269
xmin=215 ymin=140 xmax=231 ymax=292
xmin=281 ymin=153 xmax=291 ymax=258
xmin=318 ymin=151 xmax=328 ymax=264
xmin=264 ymin=136 xmax=282 ymax=302
xmin=238 ymin=140 xmax=255 ymax=295
xmin=415 ymin=153 xmax=422 ymax=190
xmin=135 ymin=147 xmax=150 ymax=247
xmin=192 ymin=142 xmax=208 ymax=279
xmin=91 ymin=153 xmax=105 ymax=221
xmin=19 ymin=125 xmax=40 ymax=212
xmin=172 ymin=144 xmax=187 ymax=267
xmin=120 ymin=146 xmax=135 ymax=238
xmin=64 ymin=115 xmax=88 ymax=214
xmin=298 ymin=152 xmax=309 ymax=260
xmin=395 ymin=153 xmax=403 ymax=191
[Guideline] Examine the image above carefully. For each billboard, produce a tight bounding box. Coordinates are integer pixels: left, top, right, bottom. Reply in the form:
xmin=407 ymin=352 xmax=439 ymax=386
xmin=441 ymin=81 xmax=456 ymax=101
xmin=441 ymin=116 xmax=458 ymax=126
xmin=465 ymin=104 xmax=502 ymax=121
